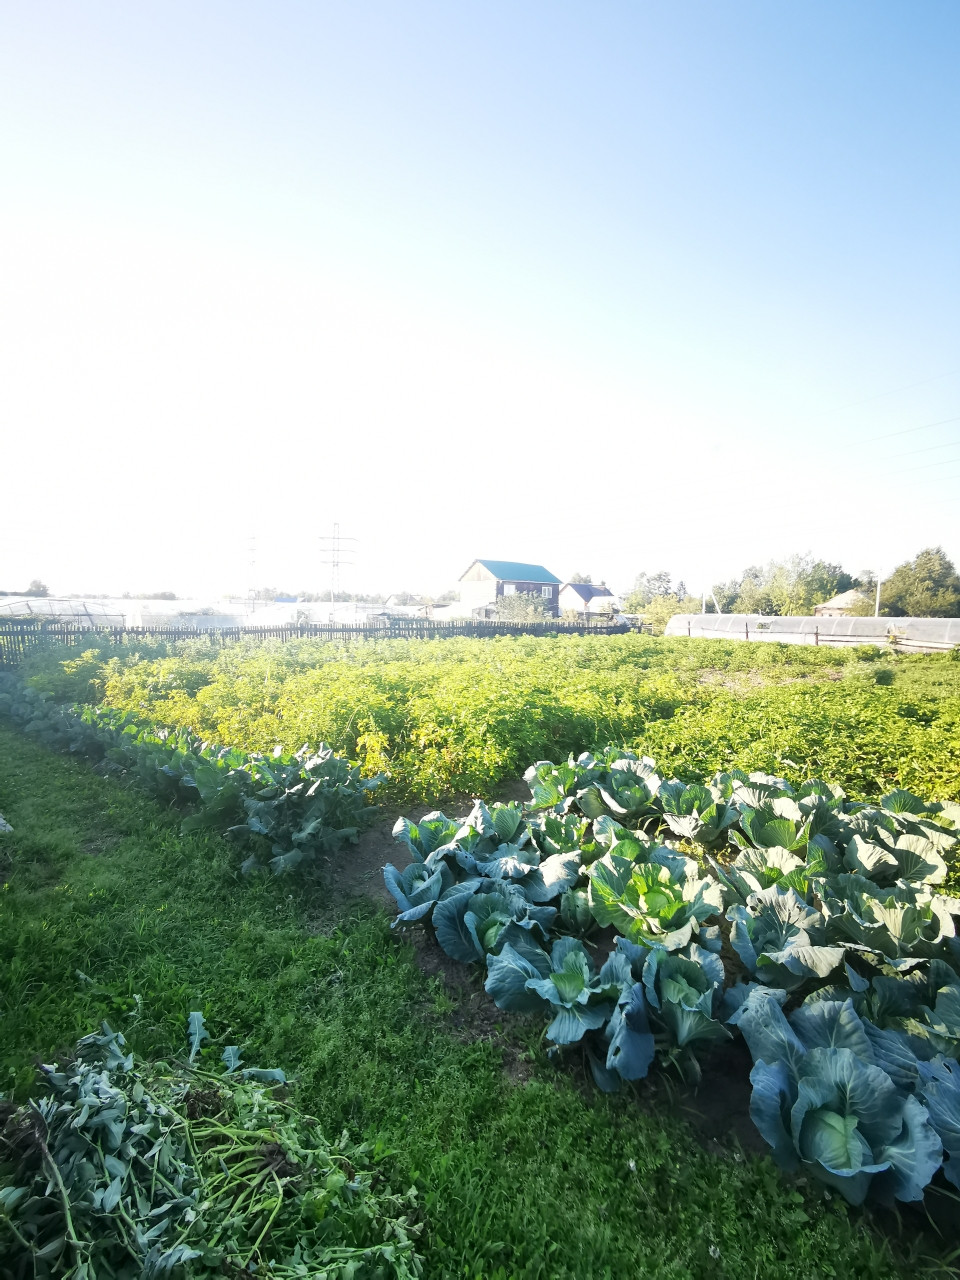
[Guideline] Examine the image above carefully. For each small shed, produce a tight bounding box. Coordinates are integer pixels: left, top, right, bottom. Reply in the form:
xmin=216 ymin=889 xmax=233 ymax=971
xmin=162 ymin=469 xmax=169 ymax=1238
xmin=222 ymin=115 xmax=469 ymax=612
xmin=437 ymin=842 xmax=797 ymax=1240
xmin=814 ymin=589 xmax=871 ymax=617
xmin=558 ymin=582 xmax=620 ymax=615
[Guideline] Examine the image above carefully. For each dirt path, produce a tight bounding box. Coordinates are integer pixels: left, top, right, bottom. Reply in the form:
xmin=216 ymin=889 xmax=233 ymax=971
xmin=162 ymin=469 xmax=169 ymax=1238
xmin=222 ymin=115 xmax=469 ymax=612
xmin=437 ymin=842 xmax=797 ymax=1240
xmin=317 ymin=803 xmax=436 ymax=910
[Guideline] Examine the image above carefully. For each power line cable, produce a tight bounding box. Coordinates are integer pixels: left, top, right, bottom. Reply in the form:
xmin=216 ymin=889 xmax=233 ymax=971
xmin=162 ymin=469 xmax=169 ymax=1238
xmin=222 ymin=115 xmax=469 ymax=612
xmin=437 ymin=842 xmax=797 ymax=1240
xmin=858 ymin=413 xmax=960 ymax=445
xmin=843 ymin=368 xmax=959 ymax=408
xmin=887 ymin=436 xmax=960 ymax=461
xmin=892 ymin=449 xmax=960 ymax=476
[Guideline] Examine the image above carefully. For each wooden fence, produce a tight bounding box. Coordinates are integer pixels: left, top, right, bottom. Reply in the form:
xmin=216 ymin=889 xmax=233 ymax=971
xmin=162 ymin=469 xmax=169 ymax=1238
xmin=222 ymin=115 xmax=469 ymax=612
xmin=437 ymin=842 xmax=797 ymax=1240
xmin=0 ymin=618 xmax=640 ymax=668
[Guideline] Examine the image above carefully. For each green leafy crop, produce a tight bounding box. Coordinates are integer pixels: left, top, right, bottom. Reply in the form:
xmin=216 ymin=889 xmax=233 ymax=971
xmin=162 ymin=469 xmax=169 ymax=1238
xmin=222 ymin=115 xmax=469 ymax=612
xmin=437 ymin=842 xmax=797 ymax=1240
xmin=0 ymin=677 xmax=381 ymax=875
xmin=383 ymin=740 xmax=960 ymax=1206
xmin=0 ymin=1017 xmax=422 ymax=1279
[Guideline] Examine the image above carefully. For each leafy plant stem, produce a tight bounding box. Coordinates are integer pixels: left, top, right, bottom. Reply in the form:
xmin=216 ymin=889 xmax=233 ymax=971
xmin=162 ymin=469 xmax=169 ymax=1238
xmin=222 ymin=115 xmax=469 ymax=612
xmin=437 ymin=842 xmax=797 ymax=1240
xmin=241 ymin=1169 xmax=285 ymax=1267
xmin=41 ymin=1145 xmax=82 ymax=1262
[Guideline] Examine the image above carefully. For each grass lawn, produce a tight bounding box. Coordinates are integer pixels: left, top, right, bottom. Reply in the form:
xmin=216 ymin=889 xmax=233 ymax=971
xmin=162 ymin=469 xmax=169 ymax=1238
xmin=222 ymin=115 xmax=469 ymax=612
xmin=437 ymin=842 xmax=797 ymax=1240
xmin=1 ymin=721 xmax=953 ymax=1278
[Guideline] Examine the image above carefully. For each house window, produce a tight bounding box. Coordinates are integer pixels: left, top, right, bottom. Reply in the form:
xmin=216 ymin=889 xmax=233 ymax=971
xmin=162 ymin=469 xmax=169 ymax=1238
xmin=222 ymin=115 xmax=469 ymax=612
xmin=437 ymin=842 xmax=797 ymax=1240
xmin=541 ymin=586 xmax=552 ymax=599
xmin=503 ymin=584 xmax=516 ymax=595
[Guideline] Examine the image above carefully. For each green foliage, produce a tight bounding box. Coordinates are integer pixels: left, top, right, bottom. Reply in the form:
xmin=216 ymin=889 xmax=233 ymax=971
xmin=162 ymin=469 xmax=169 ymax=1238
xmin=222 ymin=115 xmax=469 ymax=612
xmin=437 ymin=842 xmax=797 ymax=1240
xmin=523 ymin=937 xmax=622 ymax=1045
xmin=384 ymin=742 xmax=960 ymax=1205
xmin=0 ymin=723 xmax=920 ymax=1279
xmin=622 ymin=576 xmax=703 ymax=631
xmin=495 ymin=592 xmax=550 ymax=622
xmin=0 ymin=1018 xmax=423 ymax=1278
xmin=846 ymin=594 xmax=878 ymax=617
xmin=733 ymin=992 xmax=945 ymax=1206
xmin=6 ymin=627 xmax=960 ymax=1221
xmin=637 ymin=595 xmax=694 ymax=635
xmin=624 ymin=571 xmax=673 ymax=612
xmin=881 ymin=546 xmax=960 ymax=618
xmin=0 ymin=675 xmax=381 ymax=874
xmin=712 ymin=556 xmax=862 ymax=616
xmin=638 ymin=943 xmax=730 ymax=1065
xmin=17 ymin=632 xmax=959 ymax=807
xmin=586 ymin=850 xmax=723 ymax=949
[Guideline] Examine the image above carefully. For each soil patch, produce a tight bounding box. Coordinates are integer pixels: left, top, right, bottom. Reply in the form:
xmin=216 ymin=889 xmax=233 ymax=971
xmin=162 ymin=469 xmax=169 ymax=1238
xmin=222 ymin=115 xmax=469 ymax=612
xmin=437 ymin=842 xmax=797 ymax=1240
xmin=316 ymin=806 xmax=434 ymax=912
xmin=663 ymin=1038 xmax=767 ymax=1157
xmin=316 ymin=780 xmax=533 ymax=912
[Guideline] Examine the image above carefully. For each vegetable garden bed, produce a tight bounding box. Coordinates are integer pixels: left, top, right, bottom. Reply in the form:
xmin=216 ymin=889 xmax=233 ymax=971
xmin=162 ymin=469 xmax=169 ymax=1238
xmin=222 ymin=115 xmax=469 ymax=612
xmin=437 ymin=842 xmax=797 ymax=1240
xmin=384 ymin=750 xmax=960 ymax=1208
xmin=2 ymin=634 xmax=959 ymax=1276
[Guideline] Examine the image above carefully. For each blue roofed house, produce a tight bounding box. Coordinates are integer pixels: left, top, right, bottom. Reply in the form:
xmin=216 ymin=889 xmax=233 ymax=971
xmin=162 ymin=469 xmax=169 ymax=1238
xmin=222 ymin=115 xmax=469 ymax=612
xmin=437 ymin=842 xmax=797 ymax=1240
xmin=457 ymin=559 xmax=561 ymax=618
xmin=557 ymin=581 xmax=621 ymax=616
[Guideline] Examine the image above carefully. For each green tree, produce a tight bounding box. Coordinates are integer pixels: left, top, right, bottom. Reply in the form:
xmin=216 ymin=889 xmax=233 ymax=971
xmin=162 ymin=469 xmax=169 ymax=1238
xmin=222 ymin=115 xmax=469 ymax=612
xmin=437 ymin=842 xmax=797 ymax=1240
xmin=710 ymin=578 xmax=741 ymax=613
xmin=846 ymin=594 xmax=877 ymax=617
xmin=880 ymin=547 xmax=960 ymax=617
xmin=638 ymin=591 xmax=702 ymax=635
xmin=570 ymin=572 xmax=593 ymax=584
xmin=715 ymin=556 xmax=856 ymax=616
xmin=624 ymin=570 xmax=672 ymax=613
xmin=25 ymin=579 xmax=49 ymax=597
xmin=496 ymin=591 xmax=549 ymax=622
xmin=795 ymin=559 xmax=856 ymax=611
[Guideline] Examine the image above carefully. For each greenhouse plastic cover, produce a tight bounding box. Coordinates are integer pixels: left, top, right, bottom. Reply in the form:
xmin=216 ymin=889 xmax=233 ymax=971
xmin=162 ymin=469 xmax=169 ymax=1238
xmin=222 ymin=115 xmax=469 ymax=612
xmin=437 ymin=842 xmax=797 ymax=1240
xmin=665 ymin=614 xmax=960 ymax=651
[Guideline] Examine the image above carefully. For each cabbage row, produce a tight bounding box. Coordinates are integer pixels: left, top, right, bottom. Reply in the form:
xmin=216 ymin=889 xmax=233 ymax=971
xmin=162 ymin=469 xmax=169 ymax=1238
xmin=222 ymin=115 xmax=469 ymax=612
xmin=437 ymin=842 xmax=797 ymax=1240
xmin=0 ymin=677 xmax=381 ymax=873
xmin=384 ymin=749 xmax=960 ymax=1206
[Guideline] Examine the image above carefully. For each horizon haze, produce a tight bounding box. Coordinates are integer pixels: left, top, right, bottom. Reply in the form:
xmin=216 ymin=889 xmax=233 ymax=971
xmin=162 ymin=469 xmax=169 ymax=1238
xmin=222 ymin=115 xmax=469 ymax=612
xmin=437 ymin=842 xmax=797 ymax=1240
xmin=2 ymin=2 xmax=958 ymax=598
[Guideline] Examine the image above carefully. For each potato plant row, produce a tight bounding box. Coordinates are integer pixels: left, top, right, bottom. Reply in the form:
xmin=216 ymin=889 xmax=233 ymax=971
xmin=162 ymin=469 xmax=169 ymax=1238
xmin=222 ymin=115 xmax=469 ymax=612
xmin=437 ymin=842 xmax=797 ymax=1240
xmin=15 ymin=634 xmax=960 ymax=802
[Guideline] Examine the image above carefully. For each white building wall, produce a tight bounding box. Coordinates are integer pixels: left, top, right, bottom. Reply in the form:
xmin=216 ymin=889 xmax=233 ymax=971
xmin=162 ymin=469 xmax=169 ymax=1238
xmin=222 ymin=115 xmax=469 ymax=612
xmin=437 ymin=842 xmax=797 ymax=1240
xmin=458 ymin=578 xmax=498 ymax=613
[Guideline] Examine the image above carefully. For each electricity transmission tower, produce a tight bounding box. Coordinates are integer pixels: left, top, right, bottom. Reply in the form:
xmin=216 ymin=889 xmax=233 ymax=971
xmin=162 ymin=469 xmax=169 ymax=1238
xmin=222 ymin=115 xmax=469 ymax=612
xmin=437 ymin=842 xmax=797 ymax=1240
xmin=247 ymin=533 xmax=258 ymax=610
xmin=318 ymin=524 xmax=358 ymax=619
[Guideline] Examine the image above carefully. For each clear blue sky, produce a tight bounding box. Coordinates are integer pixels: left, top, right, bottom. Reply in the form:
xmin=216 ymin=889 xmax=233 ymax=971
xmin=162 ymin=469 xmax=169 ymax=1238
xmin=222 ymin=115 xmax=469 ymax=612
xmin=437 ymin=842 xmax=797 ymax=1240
xmin=2 ymin=2 xmax=958 ymax=596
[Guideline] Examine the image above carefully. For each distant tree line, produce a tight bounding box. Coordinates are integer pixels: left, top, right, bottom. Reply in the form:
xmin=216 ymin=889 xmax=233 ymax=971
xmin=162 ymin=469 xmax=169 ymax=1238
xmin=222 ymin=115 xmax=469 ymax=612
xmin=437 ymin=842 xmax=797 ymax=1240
xmin=6 ymin=549 xmax=957 ymax=624
xmin=0 ymin=580 xmax=50 ymax=597
xmin=624 ymin=547 xmax=960 ymax=627
xmin=256 ymin=588 xmax=461 ymax=607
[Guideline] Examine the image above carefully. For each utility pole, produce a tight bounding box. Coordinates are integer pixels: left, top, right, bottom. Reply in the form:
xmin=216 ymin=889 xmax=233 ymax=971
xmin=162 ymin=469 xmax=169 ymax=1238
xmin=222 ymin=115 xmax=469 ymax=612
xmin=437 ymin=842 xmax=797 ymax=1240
xmin=875 ymin=576 xmax=882 ymax=618
xmin=247 ymin=533 xmax=258 ymax=613
xmin=318 ymin=524 xmax=358 ymax=621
